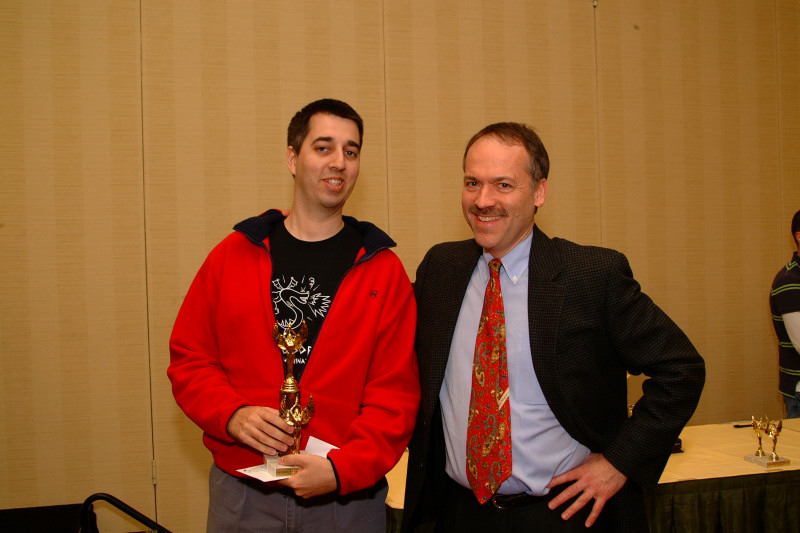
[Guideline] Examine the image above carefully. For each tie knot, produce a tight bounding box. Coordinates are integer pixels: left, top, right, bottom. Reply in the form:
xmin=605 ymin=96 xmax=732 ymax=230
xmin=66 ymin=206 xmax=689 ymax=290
xmin=489 ymin=259 xmax=502 ymax=274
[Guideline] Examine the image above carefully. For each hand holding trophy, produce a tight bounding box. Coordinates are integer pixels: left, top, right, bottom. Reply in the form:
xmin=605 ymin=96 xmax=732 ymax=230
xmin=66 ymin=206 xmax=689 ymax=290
xmin=265 ymin=321 xmax=315 ymax=476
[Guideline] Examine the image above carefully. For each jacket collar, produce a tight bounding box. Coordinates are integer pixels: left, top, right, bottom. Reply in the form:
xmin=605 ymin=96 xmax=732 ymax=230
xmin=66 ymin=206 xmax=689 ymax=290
xmin=233 ymin=209 xmax=397 ymax=258
xmin=529 ymin=225 xmax=564 ymax=282
xmin=452 ymin=225 xmax=560 ymax=283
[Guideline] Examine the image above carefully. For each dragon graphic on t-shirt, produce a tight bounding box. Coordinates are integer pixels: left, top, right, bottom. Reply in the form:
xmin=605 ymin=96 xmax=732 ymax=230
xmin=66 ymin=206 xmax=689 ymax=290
xmin=272 ymin=276 xmax=331 ymax=365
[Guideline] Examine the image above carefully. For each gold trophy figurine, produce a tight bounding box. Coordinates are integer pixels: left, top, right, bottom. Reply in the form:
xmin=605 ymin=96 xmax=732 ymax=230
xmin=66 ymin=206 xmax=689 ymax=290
xmin=752 ymin=416 xmax=766 ymax=457
xmin=766 ymin=418 xmax=782 ymax=462
xmin=745 ymin=415 xmax=790 ymax=467
xmin=265 ymin=321 xmax=315 ymax=476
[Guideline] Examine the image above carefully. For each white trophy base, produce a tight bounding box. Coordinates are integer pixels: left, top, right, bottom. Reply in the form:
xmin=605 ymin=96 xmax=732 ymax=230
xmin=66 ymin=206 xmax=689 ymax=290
xmin=264 ymin=454 xmax=300 ymax=477
xmin=744 ymin=454 xmax=791 ymax=467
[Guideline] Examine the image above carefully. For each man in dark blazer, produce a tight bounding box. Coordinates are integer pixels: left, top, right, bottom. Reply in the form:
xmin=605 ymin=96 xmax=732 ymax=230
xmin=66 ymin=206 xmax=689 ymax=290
xmin=402 ymin=123 xmax=705 ymax=532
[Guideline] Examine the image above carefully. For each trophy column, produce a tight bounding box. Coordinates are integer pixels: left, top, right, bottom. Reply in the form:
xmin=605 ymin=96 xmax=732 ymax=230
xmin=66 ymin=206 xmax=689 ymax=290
xmin=265 ymin=321 xmax=315 ymax=477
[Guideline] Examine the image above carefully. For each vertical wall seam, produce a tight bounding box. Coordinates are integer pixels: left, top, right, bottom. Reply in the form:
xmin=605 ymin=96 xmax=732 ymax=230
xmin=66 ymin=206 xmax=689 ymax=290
xmin=381 ymin=0 xmax=391 ymax=236
xmin=137 ymin=0 xmax=160 ymax=521
xmin=592 ymin=0 xmax=604 ymax=246
xmin=774 ymin=0 xmax=784 ymax=257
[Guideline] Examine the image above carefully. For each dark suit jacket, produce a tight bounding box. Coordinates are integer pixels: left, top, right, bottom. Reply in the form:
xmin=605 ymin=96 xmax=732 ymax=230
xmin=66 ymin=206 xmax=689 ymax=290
xmin=402 ymin=226 xmax=705 ymax=532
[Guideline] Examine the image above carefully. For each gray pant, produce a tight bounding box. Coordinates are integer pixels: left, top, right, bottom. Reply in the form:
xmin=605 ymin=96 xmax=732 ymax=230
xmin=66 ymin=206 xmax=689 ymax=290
xmin=207 ymin=463 xmax=388 ymax=533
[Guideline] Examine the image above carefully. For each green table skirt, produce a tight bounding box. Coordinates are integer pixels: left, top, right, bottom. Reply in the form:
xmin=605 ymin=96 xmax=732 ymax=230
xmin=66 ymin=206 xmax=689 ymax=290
xmin=644 ymin=470 xmax=800 ymax=533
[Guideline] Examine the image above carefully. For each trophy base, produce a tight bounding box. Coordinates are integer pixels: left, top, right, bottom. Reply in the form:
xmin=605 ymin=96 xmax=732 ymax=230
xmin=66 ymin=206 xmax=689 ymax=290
xmin=263 ymin=455 xmax=300 ymax=477
xmin=744 ymin=454 xmax=791 ymax=468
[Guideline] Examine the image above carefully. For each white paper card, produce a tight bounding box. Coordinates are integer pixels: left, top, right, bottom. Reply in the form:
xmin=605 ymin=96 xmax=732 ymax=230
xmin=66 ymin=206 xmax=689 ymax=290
xmin=305 ymin=435 xmax=339 ymax=456
xmin=237 ymin=463 xmax=290 ymax=483
xmin=236 ymin=437 xmax=339 ymax=483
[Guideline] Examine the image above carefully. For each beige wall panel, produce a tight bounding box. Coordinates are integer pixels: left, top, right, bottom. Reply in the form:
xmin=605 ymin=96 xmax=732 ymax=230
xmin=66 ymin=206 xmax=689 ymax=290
xmin=596 ymin=1 xmax=782 ymax=424
xmin=384 ymin=0 xmax=600 ymax=275
xmin=142 ymin=1 xmax=388 ymax=530
xmin=0 ymin=0 xmax=154 ymax=525
xmin=778 ymin=1 xmax=800 ymax=254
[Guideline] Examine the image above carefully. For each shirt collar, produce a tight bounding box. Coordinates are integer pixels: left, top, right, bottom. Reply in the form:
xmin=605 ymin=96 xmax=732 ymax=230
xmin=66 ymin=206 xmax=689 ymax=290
xmin=480 ymin=230 xmax=532 ymax=286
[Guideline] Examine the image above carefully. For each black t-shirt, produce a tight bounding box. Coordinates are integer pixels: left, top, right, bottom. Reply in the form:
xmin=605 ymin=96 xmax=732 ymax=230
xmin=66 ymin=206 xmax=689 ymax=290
xmin=269 ymin=221 xmax=363 ymax=381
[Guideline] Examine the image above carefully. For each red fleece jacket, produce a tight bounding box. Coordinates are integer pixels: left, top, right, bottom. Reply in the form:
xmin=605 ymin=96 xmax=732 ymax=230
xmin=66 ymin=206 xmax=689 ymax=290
xmin=168 ymin=213 xmax=420 ymax=495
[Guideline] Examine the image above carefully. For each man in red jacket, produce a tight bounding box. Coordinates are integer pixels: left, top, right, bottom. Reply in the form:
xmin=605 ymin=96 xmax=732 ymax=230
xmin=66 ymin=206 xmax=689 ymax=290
xmin=169 ymin=99 xmax=420 ymax=533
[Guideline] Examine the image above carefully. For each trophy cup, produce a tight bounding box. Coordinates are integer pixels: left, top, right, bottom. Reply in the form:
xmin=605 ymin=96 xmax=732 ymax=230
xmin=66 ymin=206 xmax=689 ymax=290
xmin=264 ymin=321 xmax=315 ymax=477
xmin=744 ymin=415 xmax=790 ymax=467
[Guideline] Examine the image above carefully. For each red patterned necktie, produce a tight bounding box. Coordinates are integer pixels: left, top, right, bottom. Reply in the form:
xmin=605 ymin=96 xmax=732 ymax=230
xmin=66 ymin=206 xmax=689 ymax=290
xmin=466 ymin=258 xmax=512 ymax=503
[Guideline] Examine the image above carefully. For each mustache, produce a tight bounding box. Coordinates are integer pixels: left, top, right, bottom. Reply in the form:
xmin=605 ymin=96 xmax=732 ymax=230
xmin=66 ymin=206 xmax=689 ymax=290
xmin=468 ymin=206 xmax=508 ymax=218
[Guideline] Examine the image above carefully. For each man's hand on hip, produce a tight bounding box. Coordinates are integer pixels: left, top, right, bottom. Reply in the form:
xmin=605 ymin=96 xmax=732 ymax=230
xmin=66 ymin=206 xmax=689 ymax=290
xmin=546 ymin=452 xmax=627 ymax=528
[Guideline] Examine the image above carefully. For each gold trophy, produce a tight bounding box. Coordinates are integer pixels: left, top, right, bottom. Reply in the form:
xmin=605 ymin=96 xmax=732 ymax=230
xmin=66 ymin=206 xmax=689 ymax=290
xmin=752 ymin=416 xmax=766 ymax=457
xmin=264 ymin=321 xmax=315 ymax=476
xmin=766 ymin=419 xmax=784 ymax=463
xmin=744 ymin=415 xmax=790 ymax=467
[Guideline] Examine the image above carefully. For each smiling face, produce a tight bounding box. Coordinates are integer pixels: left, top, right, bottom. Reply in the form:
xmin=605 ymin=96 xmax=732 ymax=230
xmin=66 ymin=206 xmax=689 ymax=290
xmin=461 ymin=135 xmax=547 ymax=259
xmin=287 ymin=112 xmax=361 ymax=217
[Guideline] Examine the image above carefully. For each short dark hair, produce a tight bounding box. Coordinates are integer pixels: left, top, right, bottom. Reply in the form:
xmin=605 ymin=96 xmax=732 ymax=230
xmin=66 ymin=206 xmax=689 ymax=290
xmin=463 ymin=122 xmax=550 ymax=183
xmin=792 ymin=209 xmax=800 ymax=246
xmin=287 ymin=99 xmax=363 ymax=154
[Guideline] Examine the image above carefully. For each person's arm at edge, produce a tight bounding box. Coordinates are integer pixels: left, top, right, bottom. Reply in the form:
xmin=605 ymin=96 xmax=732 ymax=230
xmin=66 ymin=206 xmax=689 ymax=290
xmin=784 ymin=311 xmax=800 ymax=353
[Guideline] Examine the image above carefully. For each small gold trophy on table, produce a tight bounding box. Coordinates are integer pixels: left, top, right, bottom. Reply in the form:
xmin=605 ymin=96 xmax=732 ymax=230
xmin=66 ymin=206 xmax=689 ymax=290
xmin=752 ymin=416 xmax=766 ymax=458
xmin=744 ymin=415 xmax=790 ymax=467
xmin=264 ymin=321 xmax=315 ymax=477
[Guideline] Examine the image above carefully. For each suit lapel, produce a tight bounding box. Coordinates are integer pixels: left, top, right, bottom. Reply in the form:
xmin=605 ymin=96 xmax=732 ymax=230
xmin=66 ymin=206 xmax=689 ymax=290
xmin=527 ymin=226 xmax=566 ymax=397
xmin=444 ymin=241 xmax=481 ymax=309
xmin=428 ymin=241 xmax=482 ymax=409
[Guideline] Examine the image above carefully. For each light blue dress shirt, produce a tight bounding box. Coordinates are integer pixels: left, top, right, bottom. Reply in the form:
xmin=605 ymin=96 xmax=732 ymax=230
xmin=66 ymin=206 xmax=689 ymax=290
xmin=440 ymin=230 xmax=591 ymax=495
